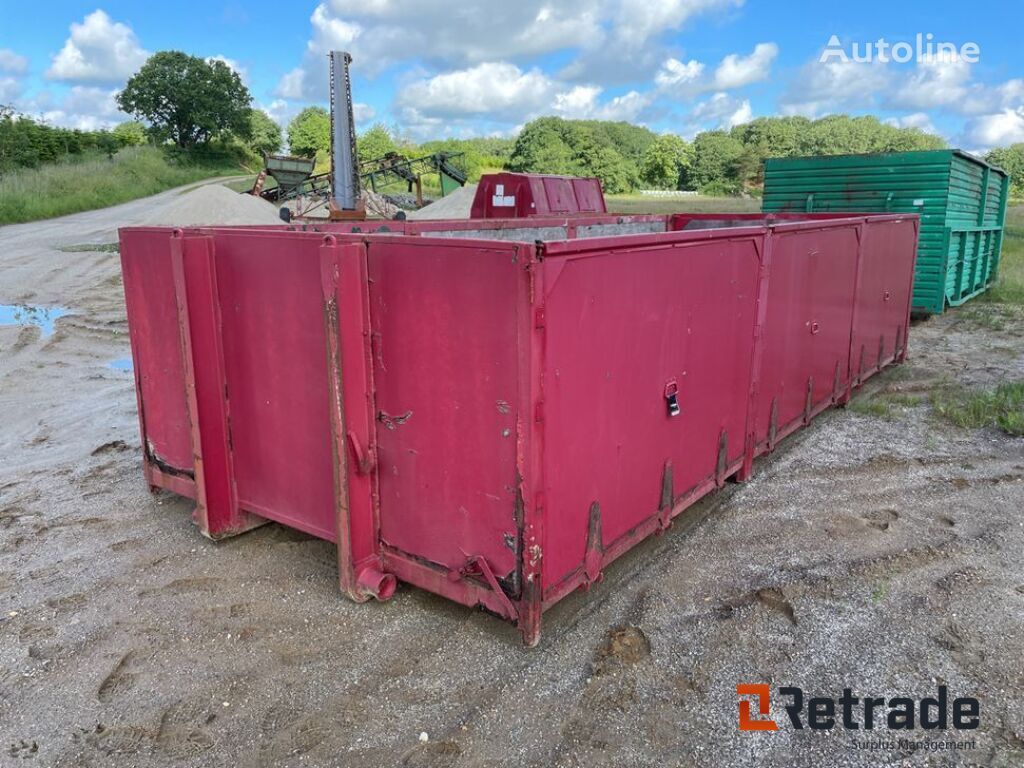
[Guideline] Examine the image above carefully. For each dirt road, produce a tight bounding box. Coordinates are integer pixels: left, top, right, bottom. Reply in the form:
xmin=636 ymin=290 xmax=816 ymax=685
xmin=1 ymin=192 xmax=1022 ymax=767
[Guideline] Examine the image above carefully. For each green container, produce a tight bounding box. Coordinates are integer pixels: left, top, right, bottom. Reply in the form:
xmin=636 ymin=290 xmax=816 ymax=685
xmin=762 ymin=150 xmax=1010 ymax=314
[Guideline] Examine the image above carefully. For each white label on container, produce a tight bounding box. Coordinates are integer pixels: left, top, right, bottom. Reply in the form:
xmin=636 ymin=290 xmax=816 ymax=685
xmin=495 ymin=184 xmax=505 ymax=195
xmin=913 ymin=198 xmax=925 ymax=206
xmin=493 ymin=195 xmax=516 ymax=207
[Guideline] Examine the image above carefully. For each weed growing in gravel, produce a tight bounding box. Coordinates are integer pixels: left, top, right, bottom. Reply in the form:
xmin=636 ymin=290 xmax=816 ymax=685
xmin=931 ymin=382 xmax=1024 ymax=436
xmin=57 ymin=243 xmax=120 ymax=253
xmin=984 ymin=205 xmax=1024 ymax=305
xmin=956 ymin=305 xmax=1017 ymax=331
xmin=847 ymin=392 xmax=924 ymax=419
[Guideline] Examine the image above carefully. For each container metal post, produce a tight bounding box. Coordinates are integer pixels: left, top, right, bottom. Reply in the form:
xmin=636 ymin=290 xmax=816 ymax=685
xmin=169 ymin=232 xmax=264 ymax=539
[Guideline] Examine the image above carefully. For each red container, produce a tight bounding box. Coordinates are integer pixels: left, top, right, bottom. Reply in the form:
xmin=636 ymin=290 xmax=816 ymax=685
xmin=119 ymin=212 xmax=917 ymax=644
xmin=470 ymin=173 xmax=607 ymax=218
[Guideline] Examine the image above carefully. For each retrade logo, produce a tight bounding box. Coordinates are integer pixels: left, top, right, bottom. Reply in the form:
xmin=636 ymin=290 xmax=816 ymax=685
xmin=737 ymin=684 xmax=778 ymax=731
xmin=737 ymin=685 xmax=980 ymax=732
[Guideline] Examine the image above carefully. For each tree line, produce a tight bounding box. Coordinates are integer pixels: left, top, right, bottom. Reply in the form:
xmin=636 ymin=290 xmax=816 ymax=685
xmin=1 ymin=51 xmax=282 ymax=175
xmin=5 ymin=46 xmax=1022 ymax=198
xmin=505 ymin=115 xmax=953 ymax=195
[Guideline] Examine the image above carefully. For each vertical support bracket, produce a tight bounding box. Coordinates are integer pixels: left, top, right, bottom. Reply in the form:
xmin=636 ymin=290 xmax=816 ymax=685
xmin=320 ymin=237 xmax=384 ymax=603
xmin=583 ymin=502 xmax=604 ymax=585
xmin=169 ymin=231 xmax=263 ymax=539
xmin=520 ymin=244 xmax=546 ymax=647
xmin=845 ymin=221 xmax=867 ymax=396
xmin=740 ymin=229 xmax=773 ymax=481
xmin=658 ymin=460 xmax=674 ymax=528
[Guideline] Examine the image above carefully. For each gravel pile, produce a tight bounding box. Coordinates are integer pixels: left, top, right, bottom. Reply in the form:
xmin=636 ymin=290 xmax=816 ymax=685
xmin=406 ymin=183 xmax=477 ymax=220
xmin=140 ymin=184 xmax=284 ymax=227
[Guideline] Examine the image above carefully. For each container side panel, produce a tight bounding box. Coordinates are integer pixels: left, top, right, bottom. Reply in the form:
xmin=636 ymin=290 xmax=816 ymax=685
xmin=119 ymin=229 xmax=193 ymax=471
xmin=754 ymin=227 xmax=860 ymax=445
xmin=851 ymin=219 xmax=919 ymax=379
xmin=211 ymin=234 xmax=338 ymax=541
xmin=763 ymin=151 xmax=951 ymax=313
xmin=539 ymin=239 xmax=760 ymax=588
xmin=369 ymin=241 xmax=524 ymax=583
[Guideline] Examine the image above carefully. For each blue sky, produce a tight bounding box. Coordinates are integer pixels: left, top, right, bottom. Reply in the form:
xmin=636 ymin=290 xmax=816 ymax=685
xmin=0 ymin=0 xmax=1020 ymax=150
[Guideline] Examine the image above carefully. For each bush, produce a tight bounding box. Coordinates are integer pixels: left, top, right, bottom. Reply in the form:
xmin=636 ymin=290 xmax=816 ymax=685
xmin=698 ymin=180 xmax=741 ymax=197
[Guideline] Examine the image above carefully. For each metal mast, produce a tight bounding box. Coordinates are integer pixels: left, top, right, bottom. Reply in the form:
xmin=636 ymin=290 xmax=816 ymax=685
xmin=329 ymin=51 xmax=360 ymax=211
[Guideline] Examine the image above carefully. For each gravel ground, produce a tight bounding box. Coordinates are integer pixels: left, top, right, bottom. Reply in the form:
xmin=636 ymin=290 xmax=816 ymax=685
xmin=0 ymin=191 xmax=1022 ymax=767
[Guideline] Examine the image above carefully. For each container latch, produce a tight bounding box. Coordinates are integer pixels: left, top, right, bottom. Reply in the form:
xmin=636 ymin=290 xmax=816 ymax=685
xmin=664 ymin=380 xmax=681 ymax=417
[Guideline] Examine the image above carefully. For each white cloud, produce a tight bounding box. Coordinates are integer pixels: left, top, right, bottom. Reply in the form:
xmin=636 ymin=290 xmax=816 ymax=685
xmin=712 ymin=42 xmax=777 ymax=89
xmin=46 ymin=10 xmax=149 ymax=83
xmin=655 ymin=42 xmax=775 ymax=100
xmin=887 ymin=53 xmax=972 ymax=112
xmin=611 ymin=0 xmax=743 ymax=47
xmin=0 ymin=76 xmax=23 ymax=104
xmin=689 ymin=92 xmax=752 ymax=129
xmin=276 ymin=68 xmax=306 ymax=100
xmin=552 ymin=85 xmax=601 ymax=115
xmin=965 ymin=108 xmax=1024 ymax=149
xmin=781 ymin=59 xmax=890 ymax=117
xmin=880 ymin=55 xmax=1022 ymax=117
xmin=655 ymin=58 xmax=705 ymax=89
xmin=552 ymin=86 xmax=653 ymax=122
xmin=0 ymin=49 xmax=28 ymax=74
xmin=396 ymin=62 xmax=554 ymax=119
xmin=354 ymin=102 xmax=376 ymax=123
xmin=277 ymin=0 xmax=605 ymax=99
xmin=280 ymin=0 xmax=747 ymax=98
xmin=36 ymin=86 xmax=127 ymax=130
xmin=392 ymin=59 xmax=657 ymax=132
xmin=884 ymin=112 xmax=939 ymax=134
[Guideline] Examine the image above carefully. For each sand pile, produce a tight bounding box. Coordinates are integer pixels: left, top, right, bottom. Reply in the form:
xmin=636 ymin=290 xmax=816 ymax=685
xmin=140 ymin=184 xmax=284 ymax=227
xmin=406 ymin=183 xmax=477 ymax=220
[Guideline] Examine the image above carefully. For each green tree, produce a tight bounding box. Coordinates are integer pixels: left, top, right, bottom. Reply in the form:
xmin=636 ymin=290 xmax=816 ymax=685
xmin=685 ymin=131 xmax=745 ymax=192
xmin=111 ymin=120 xmax=148 ymax=147
xmin=573 ymin=132 xmax=634 ymax=193
xmin=287 ymin=106 xmax=330 ymax=158
xmin=507 ymin=117 xmax=578 ymax=175
xmin=358 ymin=123 xmax=399 ymax=162
xmin=419 ymin=137 xmax=512 ymax=182
xmin=640 ymin=134 xmax=692 ymax=189
xmin=508 ymin=116 xmax=648 ymax=192
xmin=247 ymin=109 xmax=282 ymax=156
xmin=731 ymin=117 xmax=811 ymax=157
xmin=117 ymin=51 xmax=252 ymax=148
xmin=986 ymin=144 xmax=1024 ymax=197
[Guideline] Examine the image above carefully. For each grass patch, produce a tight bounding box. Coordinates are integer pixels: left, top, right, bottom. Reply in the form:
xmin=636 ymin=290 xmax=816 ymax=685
xmin=954 ymin=303 xmax=1020 ymax=332
xmin=606 ymin=195 xmax=761 ymax=215
xmin=848 ymin=399 xmax=893 ymax=418
xmin=931 ymin=381 xmax=1024 ymax=436
xmin=983 ymin=205 xmax=1024 ymax=305
xmin=57 ymin=243 xmax=120 ymax=253
xmin=871 ymin=582 xmax=888 ymax=603
xmin=847 ymin=391 xmax=925 ymax=419
xmin=0 ymin=146 xmax=248 ymax=225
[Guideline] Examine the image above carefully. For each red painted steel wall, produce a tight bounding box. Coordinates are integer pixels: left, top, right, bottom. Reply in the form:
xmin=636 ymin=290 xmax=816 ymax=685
xmin=365 ymin=237 xmax=530 ymax=588
xmin=536 ymin=235 xmax=761 ymax=594
xmin=470 ymin=173 xmax=607 ymax=218
xmin=119 ymin=212 xmax=917 ymax=644
xmin=120 ymin=230 xmax=193 ymax=474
